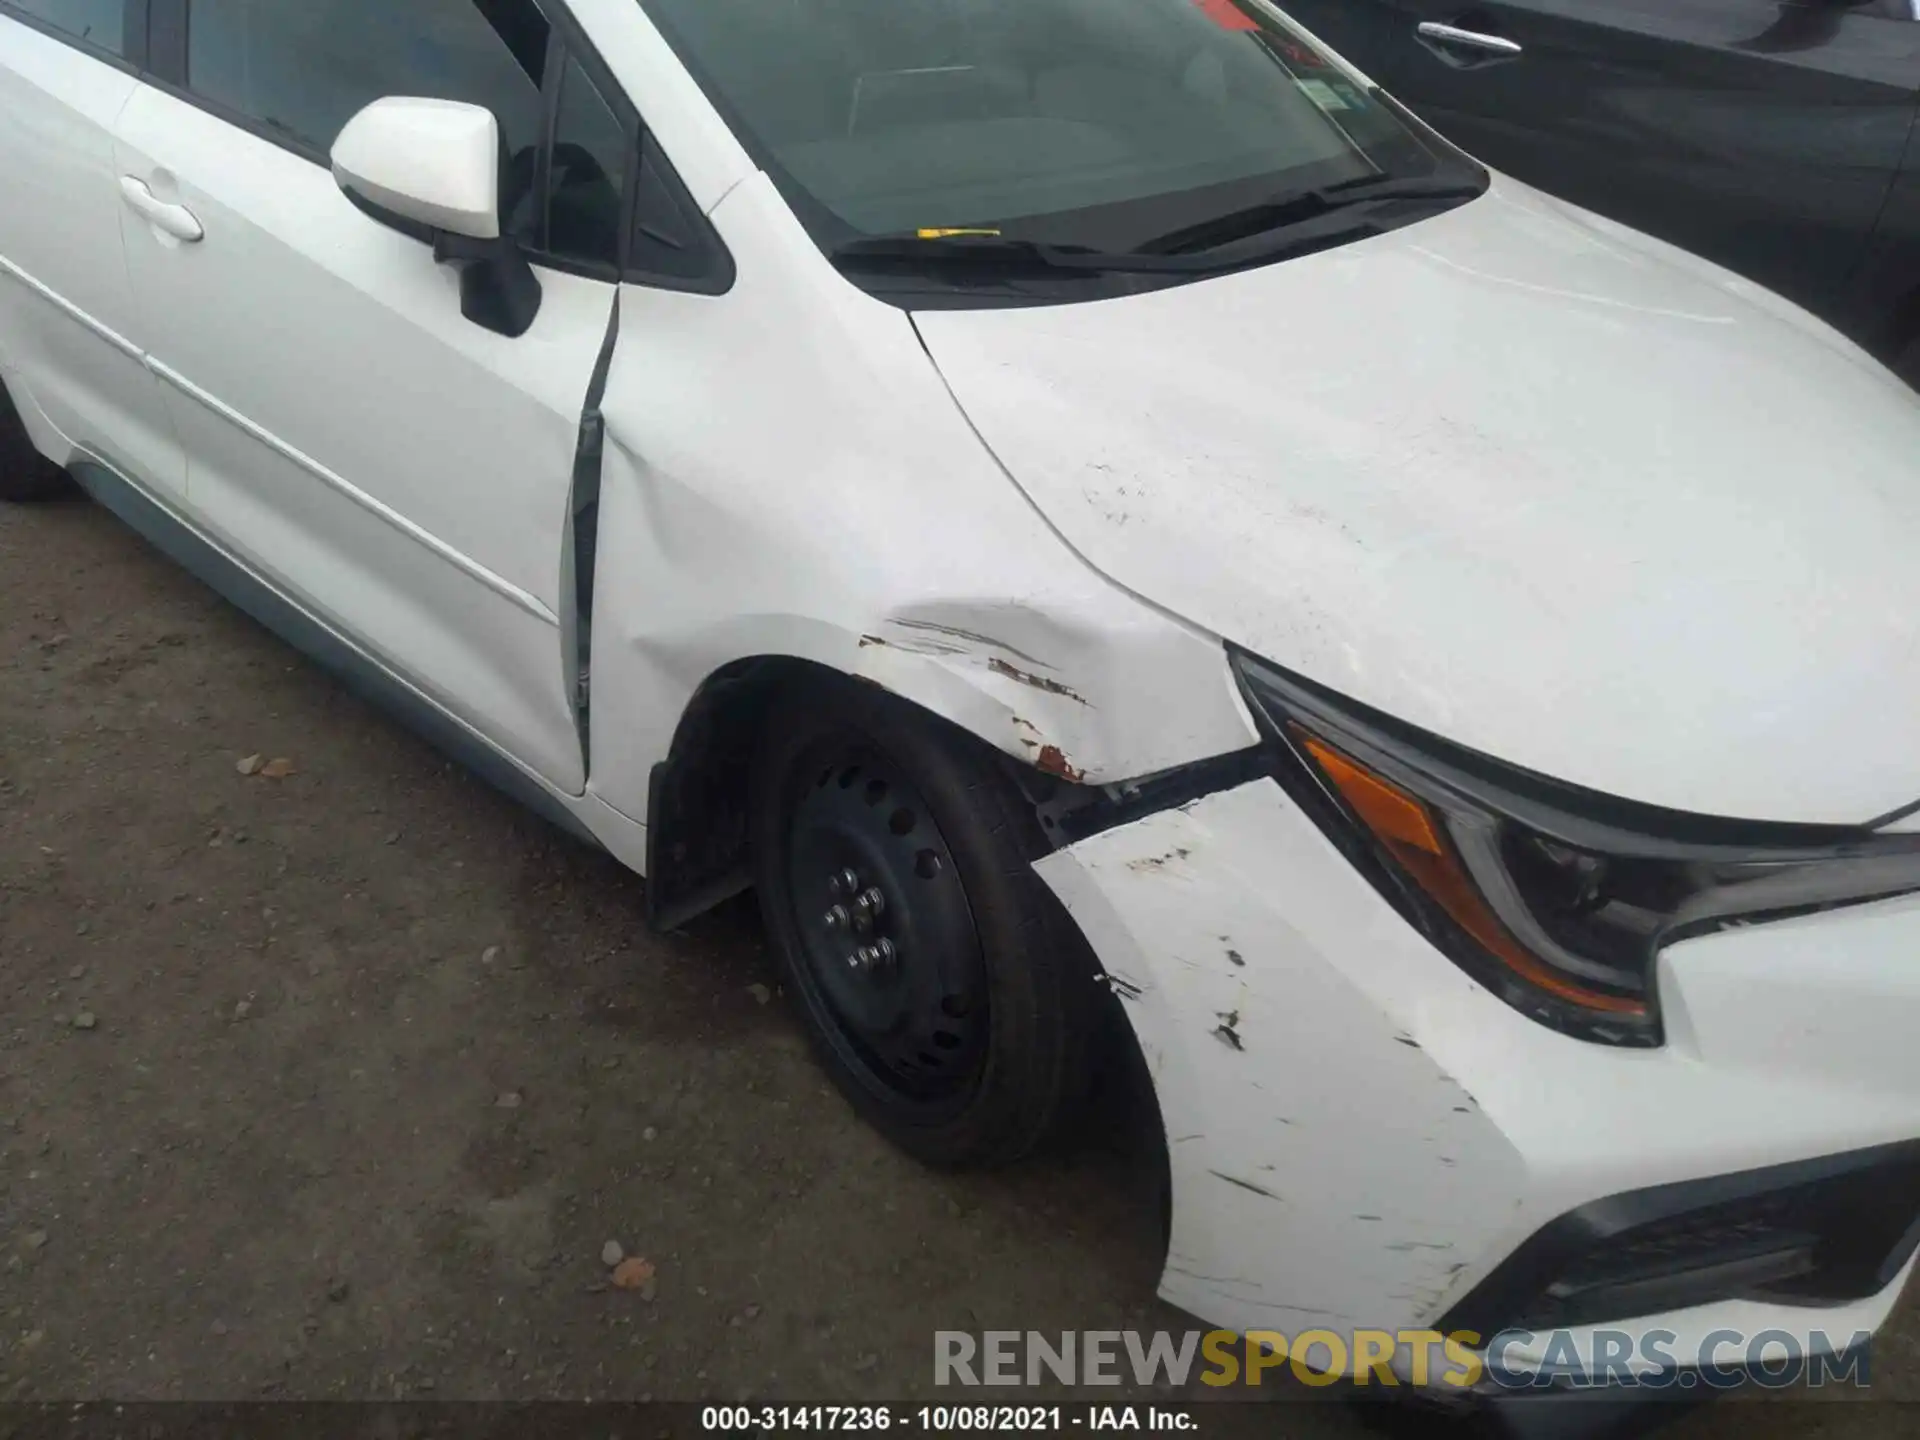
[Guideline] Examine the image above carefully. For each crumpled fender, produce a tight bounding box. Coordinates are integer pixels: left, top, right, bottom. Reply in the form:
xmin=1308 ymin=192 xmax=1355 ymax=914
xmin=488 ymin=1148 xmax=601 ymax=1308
xmin=580 ymin=173 xmax=1260 ymax=833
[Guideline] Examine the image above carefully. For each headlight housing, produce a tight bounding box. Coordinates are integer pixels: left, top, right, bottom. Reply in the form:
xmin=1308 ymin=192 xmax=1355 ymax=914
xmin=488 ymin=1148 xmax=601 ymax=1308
xmin=1232 ymin=649 xmax=1920 ymax=1047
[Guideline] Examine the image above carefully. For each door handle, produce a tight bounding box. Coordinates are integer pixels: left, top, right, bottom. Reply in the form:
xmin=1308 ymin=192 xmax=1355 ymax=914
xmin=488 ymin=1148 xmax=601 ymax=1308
xmin=1416 ymin=21 xmax=1523 ymax=56
xmin=119 ymin=176 xmax=204 ymax=243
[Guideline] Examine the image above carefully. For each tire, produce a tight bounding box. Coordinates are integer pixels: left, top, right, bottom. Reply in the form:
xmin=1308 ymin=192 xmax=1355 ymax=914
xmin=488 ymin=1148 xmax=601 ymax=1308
xmin=0 ymin=378 xmax=68 ymax=502
xmin=750 ymin=674 xmax=1102 ymax=1168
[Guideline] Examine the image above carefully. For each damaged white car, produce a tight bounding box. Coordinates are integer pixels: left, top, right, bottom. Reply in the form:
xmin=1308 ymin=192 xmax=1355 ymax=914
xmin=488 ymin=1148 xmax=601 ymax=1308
xmin=5 ymin=0 xmax=1920 ymax=1416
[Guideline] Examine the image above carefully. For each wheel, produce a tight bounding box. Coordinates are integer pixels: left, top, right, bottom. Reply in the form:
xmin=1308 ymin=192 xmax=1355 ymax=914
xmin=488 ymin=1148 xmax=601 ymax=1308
xmin=750 ymin=676 xmax=1102 ymax=1167
xmin=0 ymin=377 xmax=68 ymax=502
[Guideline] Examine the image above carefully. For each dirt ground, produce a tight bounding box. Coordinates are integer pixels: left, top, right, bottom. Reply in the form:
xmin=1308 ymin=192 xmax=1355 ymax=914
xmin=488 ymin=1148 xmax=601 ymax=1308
xmin=2 ymin=492 xmax=1916 ymax=1439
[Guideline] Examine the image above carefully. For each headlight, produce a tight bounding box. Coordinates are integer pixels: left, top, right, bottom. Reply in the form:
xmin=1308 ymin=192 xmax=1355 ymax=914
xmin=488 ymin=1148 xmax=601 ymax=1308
xmin=1232 ymin=649 xmax=1920 ymax=1047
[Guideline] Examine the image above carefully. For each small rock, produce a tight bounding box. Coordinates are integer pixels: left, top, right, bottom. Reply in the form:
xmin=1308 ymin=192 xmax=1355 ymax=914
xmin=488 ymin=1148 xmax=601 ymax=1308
xmin=600 ymin=1240 xmax=624 ymax=1267
xmin=853 ymin=1353 xmax=879 ymax=1373
xmin=211 ymin=1320 xmax=229 ymax=1337
xmin=23 ymin=1231 xmax=48 ymax=1251
xmin=482 ymin=947 xmax=501 ymax=965
xmin=233 ymin=1000 xmax=253 ymax=1022
xmin=495 ymin=1091 xmax=522 ymax=1110
xmin=385 ymin=831 xmax=402 ymax=846
xmin=72 ymin=1012 xmax=97 ymax=1031
xmin=67 ymin=965 xmax=85 ymax=981
xmin=611 ymin=1256 xmax=655 ymax=1292
xmin=747 ymin=984 xmax=772 ymax=1005
xmin=326 ymin=1279 xmax=350 ymax=1304
xmin=74 ymin=919 xmax=89 ymax=936
xmin=642 ymin=1127 xmax=658 ymax=1142
xmin=237 ymin=754 xmax=264 ymax=777
xmin=259 ymin=758 xmax=296 ymax=780
xmin=744 ymin=1303 xmax=761 ymax=1320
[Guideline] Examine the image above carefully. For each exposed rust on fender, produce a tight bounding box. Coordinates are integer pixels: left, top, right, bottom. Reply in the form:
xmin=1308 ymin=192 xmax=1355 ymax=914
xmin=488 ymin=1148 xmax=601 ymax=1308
xmin=1035 ymin=744 xmax=1085 ymax=782
xmin=987 ymin=657 xmax=1089 ymax=706
xmin=890 ymin=619 xmax=1055 ymax=670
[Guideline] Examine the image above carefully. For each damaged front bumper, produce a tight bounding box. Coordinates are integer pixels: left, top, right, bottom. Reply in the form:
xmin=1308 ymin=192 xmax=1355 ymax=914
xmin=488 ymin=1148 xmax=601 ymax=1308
xmin=1033 ymin=775 xmax=1920 ymax=1387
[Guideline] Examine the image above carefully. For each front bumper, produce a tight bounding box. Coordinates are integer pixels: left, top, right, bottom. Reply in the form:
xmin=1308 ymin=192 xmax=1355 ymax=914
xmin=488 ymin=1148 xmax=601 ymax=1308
xmin=1032 ymin=776 xmax=1920 ymax=1378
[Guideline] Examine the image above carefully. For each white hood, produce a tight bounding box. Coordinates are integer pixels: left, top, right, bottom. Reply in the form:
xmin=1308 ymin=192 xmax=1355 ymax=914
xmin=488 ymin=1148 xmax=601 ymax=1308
xmin=914 ymin=178 xmax=1920 ymax=825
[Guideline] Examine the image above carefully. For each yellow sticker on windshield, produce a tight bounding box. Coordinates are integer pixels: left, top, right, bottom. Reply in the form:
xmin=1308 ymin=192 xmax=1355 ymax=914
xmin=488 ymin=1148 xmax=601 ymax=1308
xmin=916 ymin=227 xmax=1003 ymax=239
xmin=1297 ymin=79 xmax=1353 ymax=112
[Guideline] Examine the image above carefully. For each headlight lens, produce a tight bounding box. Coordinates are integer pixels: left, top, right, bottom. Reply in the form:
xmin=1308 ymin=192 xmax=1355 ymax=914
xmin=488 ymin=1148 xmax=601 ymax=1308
xmin=1232 ymin=649 xmax=1920 ymax=1047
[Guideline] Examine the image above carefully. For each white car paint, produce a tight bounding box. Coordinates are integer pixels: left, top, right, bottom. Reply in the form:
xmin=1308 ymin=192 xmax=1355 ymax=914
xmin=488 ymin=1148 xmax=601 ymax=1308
xmin=1036 ymin=778 xmax=1920 ymax=1356
xmin=330 ymin=97 xmax=504 ymax=240
xmin=6 ymin=0 xmax=1920 ymax=1403
xmin=0 ymin=18 xmax=182 ymax=498
xmin=111 ymin=76 xmax=615 ymax=794
xmin=914 ymin=174 xmax=1920 ymax=827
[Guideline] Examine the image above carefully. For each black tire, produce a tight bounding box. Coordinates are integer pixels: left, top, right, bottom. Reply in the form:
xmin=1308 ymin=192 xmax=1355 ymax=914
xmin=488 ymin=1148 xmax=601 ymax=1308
xmin=750 ymin=674 xmax=1102 ymax=1168
xmin=0 ymin=378 xmax=68 ymax=502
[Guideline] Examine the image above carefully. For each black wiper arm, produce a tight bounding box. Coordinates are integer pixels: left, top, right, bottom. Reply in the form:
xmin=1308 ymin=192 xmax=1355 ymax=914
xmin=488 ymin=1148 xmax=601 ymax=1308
xmin=1138 ymin=176 xmax=1485 ymax=256
xmin=830 ymin=232 xmax=1254 ymax=275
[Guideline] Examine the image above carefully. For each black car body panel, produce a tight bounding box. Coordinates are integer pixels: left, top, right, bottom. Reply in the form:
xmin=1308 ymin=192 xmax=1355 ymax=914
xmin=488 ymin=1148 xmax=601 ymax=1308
xmin=1278 ymin=0 xmax=1920 ymax=364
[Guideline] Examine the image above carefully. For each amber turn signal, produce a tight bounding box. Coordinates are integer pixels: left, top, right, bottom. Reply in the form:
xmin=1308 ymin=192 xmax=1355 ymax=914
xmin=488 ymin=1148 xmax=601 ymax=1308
xmin=1294 ymin=729 xmax=1649 ymax=1018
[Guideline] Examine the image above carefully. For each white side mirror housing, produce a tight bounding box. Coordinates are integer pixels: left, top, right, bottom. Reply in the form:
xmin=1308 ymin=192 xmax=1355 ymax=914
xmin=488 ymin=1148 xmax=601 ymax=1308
xmin=331 ymin=97 xmax=501 ymax=240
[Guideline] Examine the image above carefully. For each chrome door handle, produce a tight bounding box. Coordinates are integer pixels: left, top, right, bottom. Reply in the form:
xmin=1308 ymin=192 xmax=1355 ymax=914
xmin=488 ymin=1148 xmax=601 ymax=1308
xmin=1416 ymin=21 xmax=1523 ymax=56
xmin=119 ymin=176 xmax=204 ymax=242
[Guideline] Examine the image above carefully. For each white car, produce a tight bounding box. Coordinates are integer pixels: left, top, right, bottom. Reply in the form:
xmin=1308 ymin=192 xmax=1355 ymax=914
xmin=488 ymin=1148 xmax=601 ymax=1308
xmin=6 ymin=0 xmax=1920 ymax=1419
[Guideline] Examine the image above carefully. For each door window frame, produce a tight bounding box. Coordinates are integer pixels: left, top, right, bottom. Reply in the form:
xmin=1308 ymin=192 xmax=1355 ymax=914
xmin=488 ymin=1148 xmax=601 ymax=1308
xmin=132 ymin=0 xmax=730 ymax=293
xmin=0 ymin=0 xmax=148 ymax=71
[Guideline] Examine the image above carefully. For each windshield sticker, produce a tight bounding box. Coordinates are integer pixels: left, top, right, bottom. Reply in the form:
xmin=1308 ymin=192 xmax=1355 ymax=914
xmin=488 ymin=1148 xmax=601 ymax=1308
xmin=1296 ymin=78 xmax=1354 ymax=112
xmin=1194 ymin=0 xmax=1261 ymax=31
xmin=917 ymin=227 xmax=1004 ymax=239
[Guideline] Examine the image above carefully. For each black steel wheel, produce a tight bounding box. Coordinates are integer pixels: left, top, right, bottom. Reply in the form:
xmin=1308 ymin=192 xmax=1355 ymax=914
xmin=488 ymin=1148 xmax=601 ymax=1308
xmin=784 ymin=740 xmax=990 ymax=1111
xmin=751 ymin=674 xmax=1102 ymax=1167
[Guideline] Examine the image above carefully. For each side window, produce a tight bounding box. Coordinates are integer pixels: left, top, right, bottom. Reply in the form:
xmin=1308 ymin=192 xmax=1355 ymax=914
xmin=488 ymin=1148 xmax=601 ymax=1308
xmin=9 ymin=0 xmax=126 ymax=53
xmin=631 ymin=139 xmax=715 ymax=283
xmin=184 ymin=0 xmax=549 ymax=161
xmin=545 ymin=55 xmax=631 ymax=272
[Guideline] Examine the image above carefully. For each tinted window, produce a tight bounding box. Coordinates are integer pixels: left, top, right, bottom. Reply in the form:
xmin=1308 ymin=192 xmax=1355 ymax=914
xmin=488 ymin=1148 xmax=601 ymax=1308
xmin=10 ymin=0 xmax=125 ymax=53
xmin=546 ymin=55 xmax=630 ymax=270
xmin=185 ymin=0 xmax=548 ymax=160
xmin=639 ymin=0 xmax=1475 ymax=248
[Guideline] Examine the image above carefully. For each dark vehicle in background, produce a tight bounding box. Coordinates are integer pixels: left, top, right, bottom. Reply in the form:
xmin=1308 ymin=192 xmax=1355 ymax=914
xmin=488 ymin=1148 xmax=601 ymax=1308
xmin=1279 ymin=0 xmax=1920 ymax=377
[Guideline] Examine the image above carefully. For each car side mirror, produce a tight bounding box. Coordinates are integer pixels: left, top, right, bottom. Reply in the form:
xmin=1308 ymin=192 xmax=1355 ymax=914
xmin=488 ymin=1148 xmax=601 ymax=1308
xmin=330 ymin=97 xmax=542 ymax=339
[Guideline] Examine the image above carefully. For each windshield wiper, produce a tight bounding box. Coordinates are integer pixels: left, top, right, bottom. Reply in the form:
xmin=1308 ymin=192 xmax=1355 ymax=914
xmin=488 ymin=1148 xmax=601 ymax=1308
xmin=1136 ymin=175 xmax=1486 ymax=257
xmin=830 ymin=232 xmax=1260 ymax=275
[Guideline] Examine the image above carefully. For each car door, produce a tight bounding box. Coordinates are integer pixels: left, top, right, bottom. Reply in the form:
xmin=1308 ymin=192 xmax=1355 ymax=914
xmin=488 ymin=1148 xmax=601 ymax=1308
xmin=109 ymin=0 xmax=639 ymax=795
xmin=0 ymin=0 xmax=183 ymax=498
xmin=1280 ymin=0 xmax=1920 ymax=322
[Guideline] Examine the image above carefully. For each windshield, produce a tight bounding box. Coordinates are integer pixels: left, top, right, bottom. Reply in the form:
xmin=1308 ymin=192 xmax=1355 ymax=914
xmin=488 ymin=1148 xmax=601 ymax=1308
xmin=635 ymin=0 xmax=1482 ymax=292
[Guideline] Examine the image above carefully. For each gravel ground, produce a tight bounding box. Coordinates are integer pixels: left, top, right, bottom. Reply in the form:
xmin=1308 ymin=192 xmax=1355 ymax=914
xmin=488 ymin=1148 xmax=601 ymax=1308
xmin=1 ymin=491 xmax=1914 ymax=1439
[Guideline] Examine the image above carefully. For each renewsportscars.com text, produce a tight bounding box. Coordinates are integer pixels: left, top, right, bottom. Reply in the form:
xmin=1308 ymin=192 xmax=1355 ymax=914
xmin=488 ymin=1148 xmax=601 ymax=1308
xmin=935 ymin=1327 xmax=1874 ymax=1391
